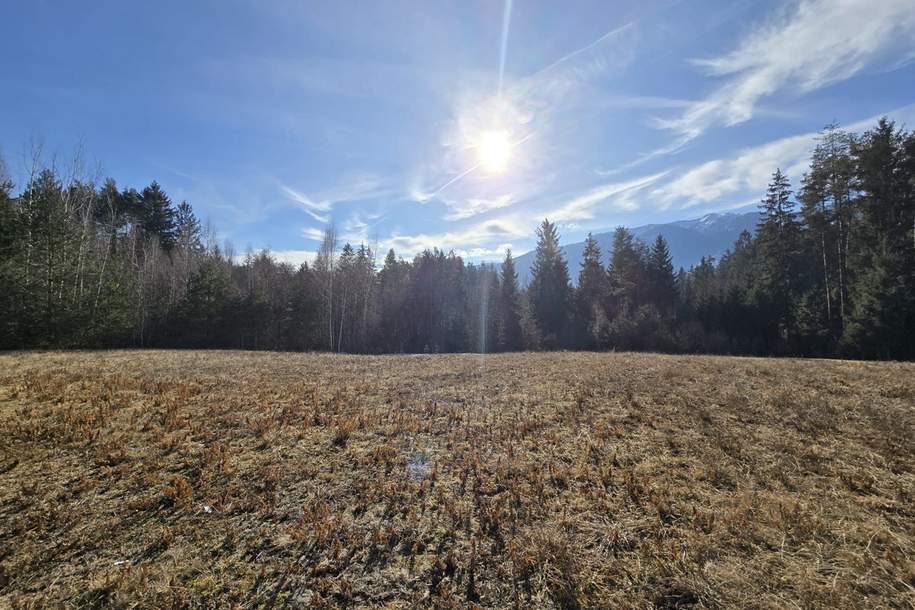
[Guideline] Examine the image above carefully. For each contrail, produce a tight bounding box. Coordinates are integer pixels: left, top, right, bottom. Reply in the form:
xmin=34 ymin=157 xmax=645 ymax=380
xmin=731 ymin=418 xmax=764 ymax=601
xmin=528 ymin=21 xmax=634 ymax=81
xmin=497 ymin=0 xmax=513 ymax=98
xmin=431 ymin=163 xmax=480 ymax=197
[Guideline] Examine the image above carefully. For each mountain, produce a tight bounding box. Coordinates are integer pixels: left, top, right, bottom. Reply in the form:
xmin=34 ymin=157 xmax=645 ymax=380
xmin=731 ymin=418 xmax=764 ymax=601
xmin=515 ymin=211 xmax=757 ymax=285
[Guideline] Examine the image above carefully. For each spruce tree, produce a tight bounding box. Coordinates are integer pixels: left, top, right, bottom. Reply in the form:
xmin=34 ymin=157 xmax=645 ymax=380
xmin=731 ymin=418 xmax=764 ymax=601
xmin=527 ymin=219 xmax=572 ymax=347
xmin=179 ymin=259 xmax=232 ymax=346
xmin=754 ymin=168 xmax=802 ymax=350
xmin=843 ymin=119 xmax=915 ymax=358
xmin=575 ymin=233 xmax=608 ymax=343
xmin=140 ymin=181 xmax=177 ymax=251
xmin=377 ymin=249 xmax=408 ymax=352
xmin=0 ymin=161 xmax=22 ymax=348
xmin=607 ymin=227 xmax=644 ymax=317
xmin=175 ymin=201 xmax=203 ymax=252
xmin=799 ymin=123 xmax=854 ymax=339
xmin=497 ymin=249 xmax=523 ymax=351
xmin=335 ymin=243 xmax=357 ymax=352
xmin=647 ymin=234 xmax=677 ymax=313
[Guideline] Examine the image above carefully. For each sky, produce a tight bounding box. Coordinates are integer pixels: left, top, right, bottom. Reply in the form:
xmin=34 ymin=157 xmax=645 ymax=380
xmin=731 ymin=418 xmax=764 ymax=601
xmin=2 ymin=0 xmax=915 ymax=264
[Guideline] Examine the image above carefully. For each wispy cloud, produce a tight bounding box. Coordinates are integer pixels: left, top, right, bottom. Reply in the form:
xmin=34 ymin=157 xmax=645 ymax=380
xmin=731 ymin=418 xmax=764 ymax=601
xmin=651 ymin=103 xmax=915 ymax=209
xmin=526 ymin=22 xmax=637 ymax=84
xmin=281 ymin=186 xmax=332 ymax=223
xmin=301 ymin=227 xmax=326 ymax=242
xmin=341 ymin=211 xmax=385 ymax=244
xmin=444 ymin=194 xmax=515 ymax=221
xmin=549 ymin=172 xmax=670 ymax=222
xmin=280 ymin=173 xmax=390 ymax=223
xmin=301 ymin=211 xmax=384 ymax=247
xmin=382 ymin=217 xmax=526 ymax=259
xmin=651 ymin=134 xmax=812 ymax=209
xmin=655 ymin=0 xmax=915 ymax=142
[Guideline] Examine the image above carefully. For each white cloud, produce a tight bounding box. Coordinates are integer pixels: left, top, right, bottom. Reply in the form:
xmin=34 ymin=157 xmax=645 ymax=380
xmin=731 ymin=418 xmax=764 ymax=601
xmin=651 ymin=103 xmax=915 ymax=209
xmin=281 ymin=185 xmax=332 ymax=223
xmin=549 ymin=172 xmax=670 ymax=221
xmin=462 ymin=243 xmax=515 ymax=259
xmin=302 ymin=227 xmax=326 ymax=242
xmin=444 ymin=194 xmax=515 ymax=220
xmin=268 ymin=250 xmax=317 ymax=266
xmin=593 ymin=95 xmax=695 ymax=112
xmin=382 ymin=218 xmax=526 ymax=259
xmin=657 ymin=0 xmax=915 ymax=141
xmin=233 ymin=249 xmax=316 ymax=267
xmin=341 ymin=211 xmax=384 ymax=244
xmin=280 ymin=174 xmax=391 ymax=223
xmin=652 ymin=134 xmax=813 ymax=208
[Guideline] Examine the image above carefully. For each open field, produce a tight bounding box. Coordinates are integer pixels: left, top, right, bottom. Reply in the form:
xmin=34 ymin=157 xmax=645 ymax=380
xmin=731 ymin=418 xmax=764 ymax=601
xmin=0 ymin=351 xmax=913 ymax=608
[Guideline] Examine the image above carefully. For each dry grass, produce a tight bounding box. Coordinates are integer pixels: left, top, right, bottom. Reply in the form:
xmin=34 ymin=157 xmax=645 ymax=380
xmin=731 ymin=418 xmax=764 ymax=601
xmin=0 ymin=350 xmax=913 ymax=609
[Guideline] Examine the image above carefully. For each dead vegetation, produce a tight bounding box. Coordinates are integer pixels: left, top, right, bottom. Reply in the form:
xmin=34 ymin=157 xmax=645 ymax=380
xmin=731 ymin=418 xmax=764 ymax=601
xmin=0 ymin=350 xmax=913 ymax=608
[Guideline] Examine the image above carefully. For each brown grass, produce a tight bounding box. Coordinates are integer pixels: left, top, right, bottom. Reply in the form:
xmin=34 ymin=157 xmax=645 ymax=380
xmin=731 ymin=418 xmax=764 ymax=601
xmin=0 ymin=350 xmax=913 ymax=608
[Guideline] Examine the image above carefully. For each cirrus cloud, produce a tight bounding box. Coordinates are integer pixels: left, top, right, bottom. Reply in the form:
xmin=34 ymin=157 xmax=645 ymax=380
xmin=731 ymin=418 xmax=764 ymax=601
xmin=655 ymin=0 xmax=915 ymax=143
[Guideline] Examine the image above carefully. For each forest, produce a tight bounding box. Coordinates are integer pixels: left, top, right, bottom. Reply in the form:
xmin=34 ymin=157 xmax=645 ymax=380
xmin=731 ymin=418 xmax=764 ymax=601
xmin=0 ymin=119 xmax=913 ymax=359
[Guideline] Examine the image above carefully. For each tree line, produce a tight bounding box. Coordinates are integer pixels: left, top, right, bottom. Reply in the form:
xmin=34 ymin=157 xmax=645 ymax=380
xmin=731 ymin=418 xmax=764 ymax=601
xmin=1 ymin=118 xmax=912 ymax=358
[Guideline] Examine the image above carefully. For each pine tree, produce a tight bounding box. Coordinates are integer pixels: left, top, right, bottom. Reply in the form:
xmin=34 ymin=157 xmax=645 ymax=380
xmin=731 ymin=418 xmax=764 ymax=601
xmin=715 ymin=231 xmax=761 ymax=351
xmin=527 ymin=219 xmax=572 ymax=347
xmin=0 ymin=116 xmax=913 ymax=358
xmin=497 ymin=249 xmax=523 ymax=351
xmin=843 ymin=119 xmax=915 ymax=358
xmin=754 ymin=168 xmax=803 ymax=351
xmin=0 ymin=160 xmax=22 ymax=347
xmin=178 ymin=259 xmax=232 ymax=346
xmin=607 ymin=227 xmax=644 ymax=317
xmin=15 ymin=169 xmax=80 ymax=344
xmin=0 ymin=159 xmax=17 ymax=261
xmin=377 ymin=248 xmax=408 ymax=352
xmin=175 ymin=201 xmax=202 ymax=252
xmin=575 ymin=233 xmax=608 ymax=344
xmin=335 ymin=243 xmax=357 ymax=352
xmin=647 ymin=234 xmax=677 ymax=313
xmin=140 ymin=182 xmax=177 ymax=251
xmin=353 ymin=244 xmax=376 ymax=353
xmin=288 ymin=261 xmax=319 ymax=351
xmin=121 ymin=187 xmax=143 ymax=228
xmin=799 ymin=123 xmax=854 ymax=341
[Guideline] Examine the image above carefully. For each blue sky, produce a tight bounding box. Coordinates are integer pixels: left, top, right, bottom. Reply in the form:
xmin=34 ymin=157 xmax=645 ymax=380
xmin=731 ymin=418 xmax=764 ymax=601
xmin=2 ymin=0 xmax=915 ymax=264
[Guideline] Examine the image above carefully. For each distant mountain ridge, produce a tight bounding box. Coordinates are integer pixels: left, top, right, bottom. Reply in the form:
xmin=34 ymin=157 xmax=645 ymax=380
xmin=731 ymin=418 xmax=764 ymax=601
xmin=515 ymin=211 xmax=757 ymax=286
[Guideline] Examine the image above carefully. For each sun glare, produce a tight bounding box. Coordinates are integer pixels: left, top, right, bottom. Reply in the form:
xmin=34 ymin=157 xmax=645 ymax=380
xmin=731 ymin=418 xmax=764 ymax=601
xmin=476 ymin=129 xmax=511 ymax=174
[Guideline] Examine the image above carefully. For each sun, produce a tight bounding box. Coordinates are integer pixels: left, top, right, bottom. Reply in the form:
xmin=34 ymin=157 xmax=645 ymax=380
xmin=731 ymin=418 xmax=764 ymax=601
xmin=476 ymin=129 xmax=512 ymax=174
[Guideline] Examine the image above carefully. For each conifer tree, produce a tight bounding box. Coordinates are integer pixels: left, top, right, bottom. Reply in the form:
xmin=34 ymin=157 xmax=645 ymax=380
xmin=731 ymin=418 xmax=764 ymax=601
xmin=497 ymin=249 xmax=523 ymax=351
xmin=843 ymin=119 xmax=915 ymax=358
xmin=140 ymin=182 xmax=177 ymax=251
xmin=528 ymin=219 xmax=572 ymax=347
xmin=575 ymin=233 xmax=607 ymax=343
xmin=0 ymin=117 xmax=912 ymax=358
xmin=377 ymin=248 xmax=408 ymax=352
xmin=0 ymin=160 xmax=22 ymax=347
xmin=607 ymin=227 xmax=644 ymax=317
xmin=175 ymin=201 xmax=202 ymax=252
xmin=799 ymin=123 xmax=855 ymax=338
xmin=647 ymin=234 xmax=677 ymax=313
xmin=754 ymin=168 xmax=803 ymax=350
